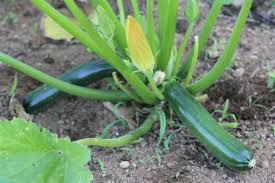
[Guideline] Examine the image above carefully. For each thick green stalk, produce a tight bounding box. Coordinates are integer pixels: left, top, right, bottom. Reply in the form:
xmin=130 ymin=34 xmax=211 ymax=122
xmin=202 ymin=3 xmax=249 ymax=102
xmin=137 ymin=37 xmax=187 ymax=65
xmin=117 ymin=0 xmax=126 ymax=26
xmin=112 ymin=72 xmax=142 ymax=102
xmin=75 ymin=109 xmax=159 ymax=147
xmin=32 ymin=0 xmax=157 ymax=104
xmin=219 ymin=123 xmax=238 ymax=129
xmin=130 ymin=0 xmax=141 ymax=20
xmin=157 ymin=0 xmax=169 ymax=42
xmin=184 ymin=36 xmax=199 ymax=85
xmin=157 ymin=0 xmax=178 ymax=71
xmin=0 ymin=52 xmax=130 ymax=101
xmin=172 ymin=23 xmax=194 ymax=77
xmin=146 ymin=0 xmax=156 ymax=55
xmin=178 ymin=0 xmax=222 ymax=77
xmin=187 ymin=0 xmax=253 ymax=94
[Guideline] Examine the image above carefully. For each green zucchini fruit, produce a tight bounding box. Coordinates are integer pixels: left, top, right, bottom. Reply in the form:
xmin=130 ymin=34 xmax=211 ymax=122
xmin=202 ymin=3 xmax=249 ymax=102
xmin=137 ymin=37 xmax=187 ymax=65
xmin=164 ymin=81 xmax=255 ymax=171
xmin=23 ymin=59 xmax=114 ymax=113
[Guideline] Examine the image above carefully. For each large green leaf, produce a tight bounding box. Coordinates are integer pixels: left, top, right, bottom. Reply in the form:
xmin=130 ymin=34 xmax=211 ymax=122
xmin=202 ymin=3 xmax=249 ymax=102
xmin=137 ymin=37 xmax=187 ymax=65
xmin=0 ymin=118 xmax=92 ymax=183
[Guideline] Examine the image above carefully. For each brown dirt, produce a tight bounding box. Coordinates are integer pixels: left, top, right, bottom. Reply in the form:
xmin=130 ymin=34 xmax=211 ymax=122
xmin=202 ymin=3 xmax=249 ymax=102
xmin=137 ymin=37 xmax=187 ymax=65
xmin=0 ymin=1 xmax=274 ymax=183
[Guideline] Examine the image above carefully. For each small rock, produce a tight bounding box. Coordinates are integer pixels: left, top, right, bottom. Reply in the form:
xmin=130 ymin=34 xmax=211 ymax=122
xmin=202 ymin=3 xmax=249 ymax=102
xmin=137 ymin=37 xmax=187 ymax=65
xmin=132 ymin=163 xmax=137 ymax=168
xmin=120 ymin=161 xmax=130 ymax=169
xmin=167 ymin=161 xmax=176 ymax=168
xmin=234 ymin=68 xmax=245 ymax=78
xmin=261 ymin=160 xmax=269 ymax=168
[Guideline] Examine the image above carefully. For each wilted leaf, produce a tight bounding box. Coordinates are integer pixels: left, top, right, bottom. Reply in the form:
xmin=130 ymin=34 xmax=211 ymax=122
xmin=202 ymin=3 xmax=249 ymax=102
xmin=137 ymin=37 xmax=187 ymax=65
xmin=42 ymin=15 xmax=74 ymax=41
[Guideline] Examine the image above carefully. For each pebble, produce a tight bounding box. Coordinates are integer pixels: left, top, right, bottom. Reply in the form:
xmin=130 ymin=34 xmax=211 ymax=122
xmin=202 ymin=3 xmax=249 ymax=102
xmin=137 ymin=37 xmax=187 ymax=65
xmin=120 ymin=161 xmax=130 ymax=169
xmin=261 ymin=160 xmax=269 ymax=168
xmin=167 ymin=161 xmax=176 ymax=168
xmin=234 ymin=68 xmax=245 ymax=78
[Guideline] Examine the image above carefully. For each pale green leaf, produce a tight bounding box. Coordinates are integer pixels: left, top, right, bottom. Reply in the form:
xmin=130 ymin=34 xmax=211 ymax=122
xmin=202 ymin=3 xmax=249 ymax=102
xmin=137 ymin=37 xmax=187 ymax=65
xmin=96 ymin=6 xmax=116 ymax=39
xmin=156 ymin=110 xmax=166 ymax=146
xmin=184 ymin=0 xmax=199 ymax=23
xmin=0 ymin=118 xmax=92 ymax=183
xmin=8 ymin=72 xmax=17 ymax=96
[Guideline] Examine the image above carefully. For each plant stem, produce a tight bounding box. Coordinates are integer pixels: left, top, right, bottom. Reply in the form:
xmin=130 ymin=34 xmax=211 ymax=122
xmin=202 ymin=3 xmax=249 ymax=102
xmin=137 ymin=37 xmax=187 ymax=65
xmin=32 ymin=0 xmax=157 ymax=104
xmin=178 ymin=0 xmax=222 ymax=77
xmin=75 ymin=109 xmax=159 ymax=147
xmin=187 ymin=0 xmax=253 ymax=94
xmin=147 ymin=72 xmax=164 ymax=100
xmin=172 ymin=23 xmax=194 ymax=77
xmin=0 ymin=52 xmax=130 ymax=101
xmin=146 ymin=0 xmax=156 ymax=55
xmin=117 ymin=0 xmax=125 ymax=26
xmin=112 ymin=72 xmax=142 ymax=102
xmin=219 ymin=123 xmax=238 ymax=129
xmin=157 ymin=0 xmax=178 ymax=71
xmin=130 ymin=0 xmax=141 ymax=20
xmin=184 ymin=35 xmax=199 ymax=85
xmin=157 ymin=0 xmax=169 ymax=42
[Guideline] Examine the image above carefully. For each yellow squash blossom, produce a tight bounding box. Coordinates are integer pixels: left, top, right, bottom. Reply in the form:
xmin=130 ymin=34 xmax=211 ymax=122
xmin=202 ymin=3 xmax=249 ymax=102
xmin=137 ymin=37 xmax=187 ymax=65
xmin=126 ymin=16 xmax=155 ymax=73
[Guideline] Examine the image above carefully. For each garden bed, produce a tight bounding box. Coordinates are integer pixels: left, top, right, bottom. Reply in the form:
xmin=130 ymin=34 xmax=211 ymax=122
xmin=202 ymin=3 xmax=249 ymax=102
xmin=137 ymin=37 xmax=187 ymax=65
xmin=0 ymin=1 xmax=274 ymax=182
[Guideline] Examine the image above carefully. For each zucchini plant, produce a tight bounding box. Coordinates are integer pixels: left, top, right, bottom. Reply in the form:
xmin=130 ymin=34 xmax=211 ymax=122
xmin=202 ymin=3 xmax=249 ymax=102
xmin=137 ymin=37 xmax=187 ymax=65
xmin=0 ymin=0 xmax=255 ymax=182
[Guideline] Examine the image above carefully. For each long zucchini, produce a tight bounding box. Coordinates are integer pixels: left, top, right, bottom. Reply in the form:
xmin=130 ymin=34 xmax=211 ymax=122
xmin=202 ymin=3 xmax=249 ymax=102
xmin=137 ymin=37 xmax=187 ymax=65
xmin=23 ymin=59 xmax=114 ymax=113
xmin=164 ymin=81 xmax=255 ymax=171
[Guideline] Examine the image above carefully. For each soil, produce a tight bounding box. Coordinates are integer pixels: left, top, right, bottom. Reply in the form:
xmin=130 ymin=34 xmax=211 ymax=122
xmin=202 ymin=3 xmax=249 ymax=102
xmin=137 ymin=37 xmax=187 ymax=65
xmin=0 ymin=1 xmax=274 ymax=183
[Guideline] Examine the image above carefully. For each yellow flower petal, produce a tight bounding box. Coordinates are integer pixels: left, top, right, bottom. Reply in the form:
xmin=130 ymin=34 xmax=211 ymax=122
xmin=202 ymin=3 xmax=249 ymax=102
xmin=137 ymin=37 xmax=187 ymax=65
xmin=126 ymin=16 xmax=155 ymax=73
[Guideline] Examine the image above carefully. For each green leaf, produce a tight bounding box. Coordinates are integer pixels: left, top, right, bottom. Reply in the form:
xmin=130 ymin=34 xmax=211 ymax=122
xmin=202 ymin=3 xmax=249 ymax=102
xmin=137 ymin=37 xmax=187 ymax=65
xmin=8 ymin=72 xmax=17 ymax=96
xmin=0 ymin=118 xmax=92 ymax=183
xmin=96 ymin=6 xmax=116 ymax=43
xmin=267 ymin=65 xmax=275 ymax=89
xmin=156 ymin=110 xmax=166 ymax=146
xmin=0 ymin=176 xmax=15 ymax=183
xmin=184 ymin=0 xmax=199 ymax=23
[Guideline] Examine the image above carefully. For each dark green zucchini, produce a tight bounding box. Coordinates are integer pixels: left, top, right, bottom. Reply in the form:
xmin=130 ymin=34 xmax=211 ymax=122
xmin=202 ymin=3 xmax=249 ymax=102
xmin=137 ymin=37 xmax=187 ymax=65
xmin=23 ymin=59 xmax=114 ymax=113
xmin=164 ymin=81 xmax=255 ymax=171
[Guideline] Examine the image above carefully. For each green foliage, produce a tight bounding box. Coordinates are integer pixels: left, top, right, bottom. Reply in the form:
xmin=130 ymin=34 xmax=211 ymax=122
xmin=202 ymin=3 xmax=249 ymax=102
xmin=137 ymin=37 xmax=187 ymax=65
xmin=184 ymin=0 xmax=199 ymax=23
xmin=1 ymin=11 xmax=17 ymax=26
xmin=212 ymin=99 xmax=238 ymax=128
xmin=267 ymin=65 xmax=275 ymax=91
xmin=156 ymin=109 xmax=166 ymax=146
xmin=8 ymin=72 xmax=17 ymax=96
xmin=97 ymin=158 xmax=106 ymax=172
xmin=0 ymin=118 xmax=92 ymax=183
xmin=0 ymin=0 xmax=255 ymax=179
